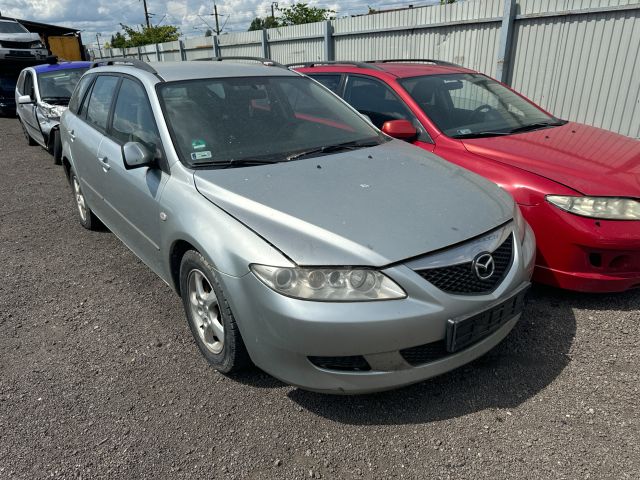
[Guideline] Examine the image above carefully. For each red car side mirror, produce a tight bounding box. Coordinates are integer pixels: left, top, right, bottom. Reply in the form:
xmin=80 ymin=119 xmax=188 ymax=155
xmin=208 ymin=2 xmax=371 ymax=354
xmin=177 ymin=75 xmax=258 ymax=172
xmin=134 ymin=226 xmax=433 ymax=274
xmin=381 ymin=119 xmax=418 ymax=141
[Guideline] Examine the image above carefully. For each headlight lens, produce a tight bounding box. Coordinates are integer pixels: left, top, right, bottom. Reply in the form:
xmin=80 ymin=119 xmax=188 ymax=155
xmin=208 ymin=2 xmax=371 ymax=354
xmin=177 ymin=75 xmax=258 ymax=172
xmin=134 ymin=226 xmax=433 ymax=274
xmin=31 ymin=41 xmax=45 ymax=49
xmin=513 ymin=203 xmax=527 ymax=244
xmin=547 ymin=195 xmax=640 ymax=220
xmin=250 ymin=265 xmax=406 ymax=301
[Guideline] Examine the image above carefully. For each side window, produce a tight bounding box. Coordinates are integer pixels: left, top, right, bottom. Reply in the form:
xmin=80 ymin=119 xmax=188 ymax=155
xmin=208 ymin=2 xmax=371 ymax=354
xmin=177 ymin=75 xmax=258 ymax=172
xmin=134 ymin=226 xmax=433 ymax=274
xmin=23 ymin=72 xmax=34 ymax=98
xmin=344 ymin=75 xmax=431 ymax=142
xmin=68 ymin=74 xmax=94 ymax=115
xmin=85 ymin=76 xmax=119 ymax=131
xmin=110 ymin=78 xmax=160 ymax=150
xmin=308 ymin=74 xmax=342 ymax=93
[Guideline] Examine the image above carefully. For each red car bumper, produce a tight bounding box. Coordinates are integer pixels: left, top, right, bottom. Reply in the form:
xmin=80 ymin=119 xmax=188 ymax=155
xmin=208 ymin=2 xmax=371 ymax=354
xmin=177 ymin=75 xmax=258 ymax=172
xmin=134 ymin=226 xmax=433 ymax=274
xmin=520 ymin=203 xmax=640 ymax=293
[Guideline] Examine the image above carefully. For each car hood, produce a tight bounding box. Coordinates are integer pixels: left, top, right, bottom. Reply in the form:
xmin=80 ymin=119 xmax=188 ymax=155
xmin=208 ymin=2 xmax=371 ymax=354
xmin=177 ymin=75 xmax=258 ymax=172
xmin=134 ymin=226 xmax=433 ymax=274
xmin=0 ymin=32 xmax=41 ymax=42
xmin=194 ymin=141 xmax=513 ymax=266
xmin=462 ymin=122 xmax=640 ymax=197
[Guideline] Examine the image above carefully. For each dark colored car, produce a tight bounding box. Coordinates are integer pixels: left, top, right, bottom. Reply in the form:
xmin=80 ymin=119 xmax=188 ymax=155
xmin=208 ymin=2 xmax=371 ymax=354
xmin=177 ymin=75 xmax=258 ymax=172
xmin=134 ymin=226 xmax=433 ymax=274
xmin=295 ymin=60 xmax=640 ymax=293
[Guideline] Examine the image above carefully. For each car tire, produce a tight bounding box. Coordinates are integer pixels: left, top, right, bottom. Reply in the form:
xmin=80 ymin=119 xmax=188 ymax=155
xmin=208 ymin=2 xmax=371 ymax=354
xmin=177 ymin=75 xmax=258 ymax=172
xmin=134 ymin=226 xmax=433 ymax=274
xmin=52 ymin=130 xmax=62 ymax=165
xmin=179 ymin=250 xmax=251 ymax=373
xmin=69 ymin=169 xmax=102 ymax=230
xmin=19 ymin=119 xmax=37 ymax=146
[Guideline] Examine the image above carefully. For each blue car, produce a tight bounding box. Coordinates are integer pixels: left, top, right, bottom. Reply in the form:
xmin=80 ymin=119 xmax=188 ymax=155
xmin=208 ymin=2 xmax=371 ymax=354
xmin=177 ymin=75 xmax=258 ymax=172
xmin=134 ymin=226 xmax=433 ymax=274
xmin=15 ymin=61 xmax=91 ymax=163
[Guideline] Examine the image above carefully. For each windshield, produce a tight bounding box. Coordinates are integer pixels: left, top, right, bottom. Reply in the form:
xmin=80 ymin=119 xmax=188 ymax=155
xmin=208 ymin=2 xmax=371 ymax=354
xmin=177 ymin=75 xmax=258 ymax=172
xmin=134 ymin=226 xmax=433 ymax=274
xmin=158 ymin=75 xmax=385 ymax=167
xmin=0 ymin=21 xmax=29 ymax=34
xmin=400 ymin=74 xmax=563 ymax=138
xmin=37 ymin=68 xmax=88 ymax=104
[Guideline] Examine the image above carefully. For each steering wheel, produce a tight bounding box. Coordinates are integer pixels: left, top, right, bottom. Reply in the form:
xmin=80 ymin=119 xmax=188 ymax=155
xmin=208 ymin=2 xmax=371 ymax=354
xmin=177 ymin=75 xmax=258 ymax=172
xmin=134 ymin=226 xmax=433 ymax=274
xmin=468 ymin=104 xmax=496 ymax=123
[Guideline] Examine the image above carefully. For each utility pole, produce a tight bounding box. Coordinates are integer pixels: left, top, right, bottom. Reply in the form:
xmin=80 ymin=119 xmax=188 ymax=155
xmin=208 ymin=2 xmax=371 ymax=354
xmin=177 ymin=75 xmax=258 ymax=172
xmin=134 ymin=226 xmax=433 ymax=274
xmin=213 ymin=3 xmax=221 ymax=35
xmin=142 ymin=0 xmax=151 ymax=28
xmin=96 ymin=33 xmax=103 ymax=58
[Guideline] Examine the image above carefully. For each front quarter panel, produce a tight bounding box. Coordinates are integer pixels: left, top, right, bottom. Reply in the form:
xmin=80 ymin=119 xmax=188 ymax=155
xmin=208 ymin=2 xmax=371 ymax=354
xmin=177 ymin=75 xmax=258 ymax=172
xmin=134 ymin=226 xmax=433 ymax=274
xmin=158 ymin=163 xmax=293 ymax=287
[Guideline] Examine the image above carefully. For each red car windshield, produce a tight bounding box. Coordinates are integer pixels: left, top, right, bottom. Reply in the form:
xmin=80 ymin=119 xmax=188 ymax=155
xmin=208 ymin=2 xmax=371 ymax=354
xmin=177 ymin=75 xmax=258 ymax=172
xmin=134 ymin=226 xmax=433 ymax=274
xmin=158 ymin=76 xmax=384 ymax=167
xmin=399 ymin=73 xmax=564 ymax=138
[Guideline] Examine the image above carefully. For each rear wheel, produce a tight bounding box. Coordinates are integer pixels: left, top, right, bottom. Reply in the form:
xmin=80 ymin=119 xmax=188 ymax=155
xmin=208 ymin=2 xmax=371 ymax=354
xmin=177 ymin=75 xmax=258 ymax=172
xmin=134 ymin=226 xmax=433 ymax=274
xmin=20 ymin=119 xmax=37 ymax=146
xmin=70 ymin=169 xmax=102 ymax=230
xmin=180 ymin=250 xmax=251 ymax=373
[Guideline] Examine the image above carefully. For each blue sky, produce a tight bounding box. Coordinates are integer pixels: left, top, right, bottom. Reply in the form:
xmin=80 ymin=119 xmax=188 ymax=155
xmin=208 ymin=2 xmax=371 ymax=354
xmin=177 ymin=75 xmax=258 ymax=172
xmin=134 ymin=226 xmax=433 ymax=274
xmin=0 ymin=0 xmax=437 ymax=47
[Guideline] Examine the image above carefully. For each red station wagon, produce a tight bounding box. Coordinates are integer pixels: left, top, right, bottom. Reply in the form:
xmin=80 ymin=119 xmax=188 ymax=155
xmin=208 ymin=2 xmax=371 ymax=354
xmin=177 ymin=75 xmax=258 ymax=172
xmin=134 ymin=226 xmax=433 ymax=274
xmin=294 ymin=60 xmax=640 ymax=293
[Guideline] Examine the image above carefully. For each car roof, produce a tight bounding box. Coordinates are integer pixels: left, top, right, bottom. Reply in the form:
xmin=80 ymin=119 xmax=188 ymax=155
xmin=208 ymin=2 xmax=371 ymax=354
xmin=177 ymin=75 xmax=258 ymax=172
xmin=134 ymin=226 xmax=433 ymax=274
xmin=90 ymin=61 xmax=298 ymax=82
xmin=296 ymin=61 xmax=476 ymax=78
xmin=33 ymin=61 xmax=92 ymax=74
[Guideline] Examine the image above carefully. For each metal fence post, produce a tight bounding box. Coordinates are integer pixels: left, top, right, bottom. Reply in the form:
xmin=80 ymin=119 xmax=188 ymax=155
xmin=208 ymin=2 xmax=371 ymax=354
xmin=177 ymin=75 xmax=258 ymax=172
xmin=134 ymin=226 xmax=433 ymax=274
xmin=261 ymin=29 xmax=270 ymax=58
xmin=179 ymin=40 xmax=186 ymax=61
xmin=155 ymin=43 xmax=161 ymax=61
xmin=213 ymin=35 xmax=221 ymax=58
xmin=496 ymin=0 xmax=516 ymax=84
xmin=324 ymin=20 xmax=334 ymax=61
xmin=137 ymin=46 xmax=142 ymax=60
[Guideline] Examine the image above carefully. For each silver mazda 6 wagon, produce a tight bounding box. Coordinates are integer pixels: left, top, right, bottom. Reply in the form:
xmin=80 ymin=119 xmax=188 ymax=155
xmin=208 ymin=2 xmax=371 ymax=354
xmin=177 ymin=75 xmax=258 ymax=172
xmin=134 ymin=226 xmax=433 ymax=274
xmin=60 ymin=58 xmax=535 ymax=394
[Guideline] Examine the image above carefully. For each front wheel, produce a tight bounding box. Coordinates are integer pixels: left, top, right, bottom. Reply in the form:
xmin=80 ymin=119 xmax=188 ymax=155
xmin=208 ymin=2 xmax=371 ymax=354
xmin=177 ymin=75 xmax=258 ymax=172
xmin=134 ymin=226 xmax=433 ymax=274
xmin=179 ymin=250 xmax=251 ymax=373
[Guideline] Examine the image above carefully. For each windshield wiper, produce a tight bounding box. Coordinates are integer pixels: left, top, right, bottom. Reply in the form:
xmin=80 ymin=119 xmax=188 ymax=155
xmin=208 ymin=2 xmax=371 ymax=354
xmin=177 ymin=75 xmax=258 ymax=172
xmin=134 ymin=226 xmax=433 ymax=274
xmin=506 ymin=120 xmax=566 ymax=134
xmin=450 ymin=131 xmax=513 ymax=139
xmin=286 ymin=140 xmax=379 ymax=161
xmin=193 ymin=158 xmax=281 ymax=169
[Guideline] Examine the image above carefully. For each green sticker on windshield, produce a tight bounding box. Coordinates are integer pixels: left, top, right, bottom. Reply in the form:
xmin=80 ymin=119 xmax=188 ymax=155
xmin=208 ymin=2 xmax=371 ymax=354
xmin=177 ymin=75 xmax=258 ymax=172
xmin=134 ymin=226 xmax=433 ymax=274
xmin=192 ymin=139 xmax=206 ymax=150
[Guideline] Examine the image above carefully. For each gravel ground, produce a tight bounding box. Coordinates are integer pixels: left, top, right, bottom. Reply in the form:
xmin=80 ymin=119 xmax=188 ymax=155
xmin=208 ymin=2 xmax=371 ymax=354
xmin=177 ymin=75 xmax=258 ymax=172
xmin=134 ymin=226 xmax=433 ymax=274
xmin=0 ymin=116 xmax=638 ymax=479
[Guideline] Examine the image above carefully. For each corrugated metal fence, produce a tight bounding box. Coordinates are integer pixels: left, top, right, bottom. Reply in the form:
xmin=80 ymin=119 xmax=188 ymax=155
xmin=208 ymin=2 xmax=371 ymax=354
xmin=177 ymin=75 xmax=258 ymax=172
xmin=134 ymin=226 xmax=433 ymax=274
xmin=93 ymin=0 xmax=640 ymax=138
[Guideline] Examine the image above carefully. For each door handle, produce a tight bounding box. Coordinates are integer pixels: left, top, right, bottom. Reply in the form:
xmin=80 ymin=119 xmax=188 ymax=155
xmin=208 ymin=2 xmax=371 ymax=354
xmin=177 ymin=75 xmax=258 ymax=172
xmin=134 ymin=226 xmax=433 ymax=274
xmin=68 ymin=129 xmax=75 ymax=141
xmin=98 ymin=156 xmax=111 ymax=171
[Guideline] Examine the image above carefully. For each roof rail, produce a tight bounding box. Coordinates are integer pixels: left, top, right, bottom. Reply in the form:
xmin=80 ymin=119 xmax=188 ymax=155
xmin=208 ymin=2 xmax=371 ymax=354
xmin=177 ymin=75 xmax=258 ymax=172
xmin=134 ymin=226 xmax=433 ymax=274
xmin=90 ymin=57 xmax=159 ymax=75
xmin=367 ymin=59 xmax=461 ymax=67
xmin=286 ymin=61 xmax=383 ymax=71
xmin=196 ymin=56 xmax=286 ymax=68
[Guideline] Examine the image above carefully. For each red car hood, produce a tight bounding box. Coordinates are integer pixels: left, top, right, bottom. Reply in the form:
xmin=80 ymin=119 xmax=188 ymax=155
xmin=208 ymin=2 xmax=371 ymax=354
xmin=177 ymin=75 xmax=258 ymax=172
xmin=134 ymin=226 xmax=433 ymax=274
xmin=462 ymin=122 xmax=640 ymax=197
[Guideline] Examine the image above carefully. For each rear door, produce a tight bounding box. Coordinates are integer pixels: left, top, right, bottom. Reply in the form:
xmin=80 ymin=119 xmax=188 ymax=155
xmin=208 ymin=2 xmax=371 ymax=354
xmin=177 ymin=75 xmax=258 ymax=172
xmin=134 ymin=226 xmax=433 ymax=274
xmin=96 ymin=76 xmax=167 ymax=273
xmin=69 ymin=74 xmax=120 ymax=215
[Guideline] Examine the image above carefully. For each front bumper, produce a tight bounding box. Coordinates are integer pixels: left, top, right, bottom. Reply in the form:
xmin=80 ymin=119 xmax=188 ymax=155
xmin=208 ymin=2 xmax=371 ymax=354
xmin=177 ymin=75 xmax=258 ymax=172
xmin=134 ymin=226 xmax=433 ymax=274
xmin=521 ymin=203 xmax=640 ymax=292
xmin=220 ymin=223 xmax=536 ymax=394
xmin=0 ymin=47 xmax=48 ymax=61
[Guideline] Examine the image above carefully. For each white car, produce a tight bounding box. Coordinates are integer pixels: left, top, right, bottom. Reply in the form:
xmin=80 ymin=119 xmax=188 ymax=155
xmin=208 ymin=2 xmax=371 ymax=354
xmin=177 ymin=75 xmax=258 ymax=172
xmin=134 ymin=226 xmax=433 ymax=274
xmin=0 ymin=18 xmax=48 ymax=61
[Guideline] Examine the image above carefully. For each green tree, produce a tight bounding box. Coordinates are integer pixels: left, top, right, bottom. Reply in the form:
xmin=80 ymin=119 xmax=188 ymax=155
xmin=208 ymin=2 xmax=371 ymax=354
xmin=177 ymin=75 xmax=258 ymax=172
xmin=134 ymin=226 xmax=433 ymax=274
xmin=110 ymin=32 xmax=127 ymax=49
xmin=204 ymin=29 xmax=213 ymax=37
xmin=111 ymin=24 xmax=180 ymax=48
xmin=277 ymin=3 xmax=334 ymax=26
xmin=440 ymin=0 xmax=457 ymax=4
xmin=248 ymin=16 xmax=280 ymax=31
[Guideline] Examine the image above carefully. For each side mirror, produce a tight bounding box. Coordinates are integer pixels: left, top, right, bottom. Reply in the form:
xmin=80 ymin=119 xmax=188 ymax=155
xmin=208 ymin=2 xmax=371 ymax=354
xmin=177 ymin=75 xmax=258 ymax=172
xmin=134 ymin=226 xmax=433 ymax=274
xmin=123 ymin=142 xmax=154 ymax=169
xmin=18 ymin=95 xmax=34 ymax=105
xmin=381 ymin=119 xmax=418 ymax=141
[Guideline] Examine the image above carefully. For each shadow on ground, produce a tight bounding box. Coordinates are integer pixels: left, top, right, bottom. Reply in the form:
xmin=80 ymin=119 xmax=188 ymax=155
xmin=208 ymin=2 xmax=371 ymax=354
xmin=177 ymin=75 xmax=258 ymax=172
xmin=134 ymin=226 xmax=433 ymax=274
xmin=285 ymin=284 xmax=594 ymax=425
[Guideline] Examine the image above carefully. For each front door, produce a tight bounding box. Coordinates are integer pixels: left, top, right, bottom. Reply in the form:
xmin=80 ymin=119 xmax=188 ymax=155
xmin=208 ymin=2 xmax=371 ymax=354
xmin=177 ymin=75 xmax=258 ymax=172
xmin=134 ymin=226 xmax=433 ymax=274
xmin=18 ymin=71 xmax=44 ymax=145
xmin=96 ymin=76 xmax=168 ymax=274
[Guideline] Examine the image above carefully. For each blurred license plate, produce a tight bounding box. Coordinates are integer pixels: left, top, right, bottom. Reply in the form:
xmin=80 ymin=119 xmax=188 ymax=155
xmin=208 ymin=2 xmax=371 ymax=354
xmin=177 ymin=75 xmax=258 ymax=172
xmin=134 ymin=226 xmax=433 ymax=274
xmin=446 ymin=283 xmax=530 ymax=353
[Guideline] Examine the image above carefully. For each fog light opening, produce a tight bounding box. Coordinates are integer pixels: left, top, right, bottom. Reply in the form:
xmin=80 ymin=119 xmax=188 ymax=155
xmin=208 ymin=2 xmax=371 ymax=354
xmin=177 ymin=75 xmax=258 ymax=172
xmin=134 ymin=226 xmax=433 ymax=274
xmin=588 ymin=253 xmax=602 ymax=268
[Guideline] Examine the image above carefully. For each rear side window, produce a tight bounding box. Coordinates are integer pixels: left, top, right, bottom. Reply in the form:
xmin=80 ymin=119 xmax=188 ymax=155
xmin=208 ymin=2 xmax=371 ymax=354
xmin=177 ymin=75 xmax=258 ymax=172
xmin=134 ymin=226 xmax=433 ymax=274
xmin=308 ymin=74 xmax=342 ymax=93
xmin=111 ymin=78 xmax=160 ymax=149
xmin=68 ymin=74 xmax=94 ymax=115
xmin=85 ymin=76 xmax=119 ymax=131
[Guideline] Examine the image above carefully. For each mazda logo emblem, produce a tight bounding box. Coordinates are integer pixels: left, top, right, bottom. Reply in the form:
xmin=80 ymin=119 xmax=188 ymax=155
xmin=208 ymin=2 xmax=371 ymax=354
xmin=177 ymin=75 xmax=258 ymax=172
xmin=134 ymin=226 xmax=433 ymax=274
xmin=472 ymin=252 xmax=495 ymax=280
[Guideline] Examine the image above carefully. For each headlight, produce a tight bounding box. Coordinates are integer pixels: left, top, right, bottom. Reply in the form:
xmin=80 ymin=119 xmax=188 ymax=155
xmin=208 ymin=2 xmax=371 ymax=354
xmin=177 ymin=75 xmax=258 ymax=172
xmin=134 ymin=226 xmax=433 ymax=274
xmin=39 ymin=104 xmax=65 ymax=120
xmin=547 ymin=195 xmax=640 ymax=220
xmin=513 ymin=203 xmax=527 ymax=244
xmin=250 ymin=265 xmax=406 ymax=301
xmin=31 ymin=41 xmax=45 ymax=49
